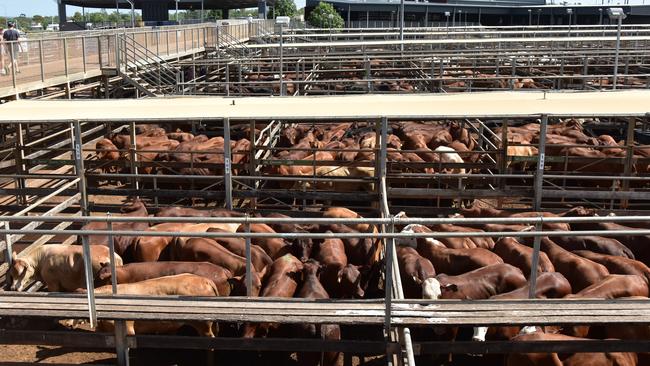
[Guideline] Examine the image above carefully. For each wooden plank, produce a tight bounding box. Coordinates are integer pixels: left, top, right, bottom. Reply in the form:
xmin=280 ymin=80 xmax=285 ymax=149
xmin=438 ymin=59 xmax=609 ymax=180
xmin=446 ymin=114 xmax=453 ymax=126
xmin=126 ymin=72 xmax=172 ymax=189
xmin=0 ymin=330 xmax=396 ymax=354
xmin=413 ymin=340 xmax=650 ymax=355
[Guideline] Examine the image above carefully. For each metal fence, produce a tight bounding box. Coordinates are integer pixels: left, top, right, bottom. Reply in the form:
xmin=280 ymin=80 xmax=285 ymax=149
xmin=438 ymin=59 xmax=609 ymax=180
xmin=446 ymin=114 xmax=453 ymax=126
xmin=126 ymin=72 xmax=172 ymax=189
xmin=0 ymin=20 xmax=275 ymax=98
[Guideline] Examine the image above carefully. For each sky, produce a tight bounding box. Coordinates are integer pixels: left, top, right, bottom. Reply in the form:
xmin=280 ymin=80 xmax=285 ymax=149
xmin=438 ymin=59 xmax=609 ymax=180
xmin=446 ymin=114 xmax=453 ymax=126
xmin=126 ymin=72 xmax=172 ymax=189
xmin=0 ymin=0 xmax=643 ymax=17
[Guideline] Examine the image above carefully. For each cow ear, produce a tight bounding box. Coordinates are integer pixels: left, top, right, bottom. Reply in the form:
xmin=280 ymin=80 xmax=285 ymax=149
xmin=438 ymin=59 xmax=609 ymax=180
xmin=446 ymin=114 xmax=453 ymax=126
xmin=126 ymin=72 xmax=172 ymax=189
xmin=412 ymin=275 xmax=422 ymax=285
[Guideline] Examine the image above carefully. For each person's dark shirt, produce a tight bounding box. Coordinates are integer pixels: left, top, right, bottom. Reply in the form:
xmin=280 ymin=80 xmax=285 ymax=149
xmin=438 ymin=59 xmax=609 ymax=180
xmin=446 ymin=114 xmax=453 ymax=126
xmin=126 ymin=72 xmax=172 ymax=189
xmin=3 ymin=29 xmax=19 ymax=42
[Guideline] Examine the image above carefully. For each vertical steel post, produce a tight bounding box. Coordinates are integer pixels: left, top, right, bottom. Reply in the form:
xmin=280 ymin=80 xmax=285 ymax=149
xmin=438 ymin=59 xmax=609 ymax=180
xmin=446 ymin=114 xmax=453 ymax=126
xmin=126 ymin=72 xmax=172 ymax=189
xmin=3 ymin=221 xmax=13 ymax=269
xmin=613 ymin=16 xmax=623 ymax=90
xmin=399 ymin=0 xmax=405 ymax=51
xmin=98 ymin=36 xmax=103 ymax=68
xmin=384 ymin=219 xmax=395 ymax=340
xmin=622 ymin=117 xmax=636 ymax=208
xmin=223 ymin=118 xmax=233 ymax=210
xmin=64 ymin=38 xmax=69 ymax=77
xmin=128 ymin=122 xmax=139 ymax=193
xmin=80 ymin=235 xmax=97 ymax=328
xmin=73 ymin=121 xmax=95 ymax=327
xmin=39 ymin=40 xmax=45 ymax=82
xmin=279 ymin=24 xmax=284 ymax=96
xmin=107 ymin=212 xmax=131 ymax=364
xmin=82 ymin=37 xmax=87 ymax=74
xmin=533 ymin=115 xmax=548 ymax=211
xmin=15 ymin=123 xmax=26 ymax=206
xmin=245 ymin=218 xmax=253 ymax=296
xmin=73 ymin=121 xmax=89 ymax=216
xmin=527 ymin=222 xmax=543 ymax=298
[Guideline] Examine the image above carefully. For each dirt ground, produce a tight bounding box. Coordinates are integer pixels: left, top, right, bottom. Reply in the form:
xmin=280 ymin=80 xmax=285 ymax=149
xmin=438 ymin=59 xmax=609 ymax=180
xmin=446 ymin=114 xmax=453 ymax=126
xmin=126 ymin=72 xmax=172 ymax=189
xmin=0 ymin=345 xmax=116 ymax=365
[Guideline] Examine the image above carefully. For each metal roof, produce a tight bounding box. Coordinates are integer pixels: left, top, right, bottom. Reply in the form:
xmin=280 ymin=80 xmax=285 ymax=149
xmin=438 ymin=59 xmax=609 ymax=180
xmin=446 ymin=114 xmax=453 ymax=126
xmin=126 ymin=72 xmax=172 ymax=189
xmin=63 ymin=0 xmax=275 ymax=10
xmin=0 ymin=91 xmax=648 ymax=122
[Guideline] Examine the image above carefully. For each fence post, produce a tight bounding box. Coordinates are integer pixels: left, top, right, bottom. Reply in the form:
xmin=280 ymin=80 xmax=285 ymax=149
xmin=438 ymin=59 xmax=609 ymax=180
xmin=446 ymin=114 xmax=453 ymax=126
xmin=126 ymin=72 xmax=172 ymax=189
xmin=245 ymin=217 xmax=253 ymax=296
xmin=73 ymin=121 xmax=95 ymax=328
xmin=107 ymin=215 xmax=130 ymax=366
xmin=39 ymin=40 xmax=45 ymax=82
xmin=82 ymin=37 xmax=87 ymax=74
xmin=621 ymin=117 xmax=636 ymax=209
xmin=3 ymin=221 xmax=13 ymax=270
xmin=129 ymin=121 xmax=140 ymax=193
xmin=98 ymin=36 xmax=103 ymax=68
xmin=533 ymin=115 xmax=548 ymax=211
xmin=14 ymin=123 xmax=26 ymax=206
xmin=527 ymin=221 xmax=544 ymax=298
xmin=223 ymin=117 xmax=233 ymax=210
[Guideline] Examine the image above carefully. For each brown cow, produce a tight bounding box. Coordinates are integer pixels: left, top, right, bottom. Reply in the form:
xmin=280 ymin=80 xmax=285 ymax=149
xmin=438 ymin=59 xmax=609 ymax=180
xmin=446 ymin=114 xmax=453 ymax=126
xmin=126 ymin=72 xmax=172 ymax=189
xmin=81 ymin=199 xmax=149 ymax=263
xmin=430 ymin=223 xmax=495 ymax=249
xmin=399 ymin=223 xmax=475 ymax=249
xmin=573 ymin=250 xmax=650 ymax=284
xmin=94 ymin=274 xmax=219 ymax=336
xmin=473 ymin=272 xmax=572 ymax=342
xmin=10 ymin=244 xmax=123 ymax=292
xmin=235 ymin=223 xmax=290 ymax=259
xmin=315 ymin=236 xmax=348 ymax=297
xmin=506 ymin=331 xmax=638 ymax=366
xmin=243 ymin=254 xmax=303 ymax=338
xmin=322 ymin=207 xmax=375 ymax=233
xmin=422 ymin=263 xmax=527 ymax=300
xmin=205 ymin=231 xmax=273 ymax=274
xmin=171 ymin=236 xmax=266 ymax=278
xmin=131 ymin=223 xmax=195 ymax=262
xmin=155 ymin=206 xmax=244 ymax=218
xmin=571 ymin=221 xmax=650 ymax=266
xmin=327 ymin=224 xmax=380 ymax=266
xmin=540 ymin=237 xmax=609 ymax=292
xmin=493 ymin=237 xmax=555 ymax=278
xmin=416 ymin=240 xmax=503 ymax=276
xmin=95 ymin=261 xmax=233 ymax=297
xmin=397 ymin=246 xmax=436 ymax=299
xmin=567 ymin=275 xmax=649 ymax=300
xmin=551 ymin=235 xmax=635 ymax=259
xmin=294 ymin=259 xmax=340 ymax=366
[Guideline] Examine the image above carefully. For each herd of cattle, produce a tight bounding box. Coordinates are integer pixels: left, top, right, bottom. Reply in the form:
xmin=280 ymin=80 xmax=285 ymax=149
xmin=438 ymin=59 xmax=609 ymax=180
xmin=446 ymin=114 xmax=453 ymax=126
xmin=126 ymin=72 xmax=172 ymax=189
xmin=8 ymin=201 xmax=384 ymax=364
xmin=6 ymin=199 xmax=650 ymax=365
xmin=397 ymin=204 xmax=650 ymax=366
xmin=94 ymin=119 xmax=646 ymax=193
xmin=497 ymin=118 xmax=650 ymax=178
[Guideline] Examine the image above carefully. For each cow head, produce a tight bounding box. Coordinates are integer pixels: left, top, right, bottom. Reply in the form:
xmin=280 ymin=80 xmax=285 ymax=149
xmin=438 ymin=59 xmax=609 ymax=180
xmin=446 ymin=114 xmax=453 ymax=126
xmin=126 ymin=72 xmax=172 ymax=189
xmin=228 ymin=271 xmax=263 ymax=297
xmin=95 ymin=264 xmax=113 ymax=286
xmin=422 ymin=278 xmax=458 ymax=300
xmin=9 ymin=258 xmax=36 ymax=292
xmin=120 ymin=199 xmax=147 ymax=215
xmin=337 ymin=265 xmax=365 ymax=299
xmin=291 ymin=235 xmax=314 ymax=263
xmin=302 ymin=259 xmax=322 ymax=277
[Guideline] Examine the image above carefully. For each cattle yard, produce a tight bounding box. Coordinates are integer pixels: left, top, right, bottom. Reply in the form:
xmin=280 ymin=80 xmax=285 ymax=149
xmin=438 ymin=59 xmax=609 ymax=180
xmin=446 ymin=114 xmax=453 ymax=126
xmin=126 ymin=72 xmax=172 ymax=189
xmin=1 ymin=23 xmax=650 ymax=366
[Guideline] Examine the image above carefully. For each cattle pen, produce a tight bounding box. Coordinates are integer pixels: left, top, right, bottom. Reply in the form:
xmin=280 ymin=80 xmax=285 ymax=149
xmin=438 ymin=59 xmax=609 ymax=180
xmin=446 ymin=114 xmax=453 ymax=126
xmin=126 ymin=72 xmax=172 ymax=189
xmin=1 ymin=90 xmax=650 ymax=366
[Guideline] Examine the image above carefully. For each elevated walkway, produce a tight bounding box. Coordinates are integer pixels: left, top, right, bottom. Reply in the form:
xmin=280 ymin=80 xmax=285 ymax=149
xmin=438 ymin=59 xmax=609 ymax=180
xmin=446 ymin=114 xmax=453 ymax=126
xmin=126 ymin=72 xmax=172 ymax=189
xmin=0 ymin=20 xmax=274 ymax=99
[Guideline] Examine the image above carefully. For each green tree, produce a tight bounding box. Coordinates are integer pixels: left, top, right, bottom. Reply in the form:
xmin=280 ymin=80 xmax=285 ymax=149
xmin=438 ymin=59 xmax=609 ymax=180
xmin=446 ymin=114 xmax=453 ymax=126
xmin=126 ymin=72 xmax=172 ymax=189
xmin=206 ymin=9 xmax=222 ymax=20
xmin=308 ymin=2 xmax=343 ymax=28
xmin=71 ymin=12 xmax=83 ymax=22
xmin=32 ymin=15 xmax=44 ymax=25
xmin=275 ymin=0 xmax=297 ymax=18
xmin=89 ymin=12 xmax=107 ymax=24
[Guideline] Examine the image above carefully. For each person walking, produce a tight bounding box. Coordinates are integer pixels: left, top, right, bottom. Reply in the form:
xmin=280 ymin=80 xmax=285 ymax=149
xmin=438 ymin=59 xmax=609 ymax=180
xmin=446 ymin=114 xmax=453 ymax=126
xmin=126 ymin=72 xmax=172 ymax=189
xmin=0 ymin=27 xmax=5 ymax=75
xmin=3 ymin=22 xmax=21 ymax=74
